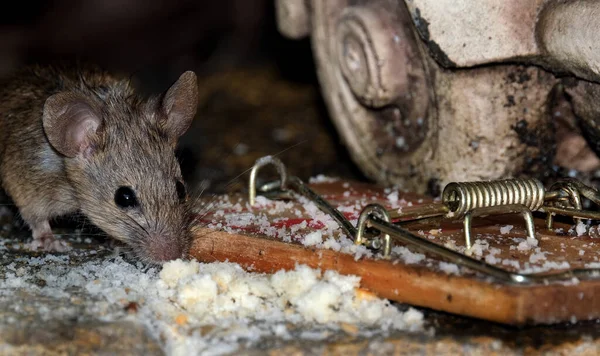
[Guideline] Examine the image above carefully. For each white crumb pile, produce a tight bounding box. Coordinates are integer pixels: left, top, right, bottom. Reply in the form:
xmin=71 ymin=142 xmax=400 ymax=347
xmin=0 ymin=255 xmax=424 ymax=355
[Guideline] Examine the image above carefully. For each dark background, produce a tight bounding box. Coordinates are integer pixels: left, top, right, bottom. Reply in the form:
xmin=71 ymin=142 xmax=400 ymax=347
xmin=0 ymin=0 xmax=314 ymax=90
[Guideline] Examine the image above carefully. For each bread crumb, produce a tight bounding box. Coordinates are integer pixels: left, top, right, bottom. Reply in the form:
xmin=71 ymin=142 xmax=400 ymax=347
xmin=428 ymin=229 xmax=442 ymax=236
xmin=175 ymin=314 xmax=188 ymax=325
xmin=576 ymin=221 xmax=588 ymax=236
xmin=303 ymin=231 xmax=323 ymax=246
xmin=355 ymin=288 xmax=377 ymax=302
xmin=439 ymin=262 xmax=459 ymax=275
xmin=340 ymin=322 xmax=359 ymax=335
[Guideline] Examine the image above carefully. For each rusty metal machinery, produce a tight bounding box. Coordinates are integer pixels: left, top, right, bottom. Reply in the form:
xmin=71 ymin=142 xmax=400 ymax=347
xmin=275 ymin=0 xmax=600 ymax=193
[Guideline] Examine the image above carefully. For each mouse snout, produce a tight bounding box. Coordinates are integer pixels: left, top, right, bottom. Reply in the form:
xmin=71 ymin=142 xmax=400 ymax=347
xmin=146 ymin=234 xmax=189 ymax=263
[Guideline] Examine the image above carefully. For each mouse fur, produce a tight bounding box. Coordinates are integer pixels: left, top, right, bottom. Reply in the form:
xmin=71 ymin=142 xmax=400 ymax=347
xmin=0 ymin=64 xmax=198 ymax=263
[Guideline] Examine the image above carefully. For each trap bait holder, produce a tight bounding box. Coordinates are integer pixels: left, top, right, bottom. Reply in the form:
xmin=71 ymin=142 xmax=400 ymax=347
xmin=248 ymin=155 xmax=600 ymax=285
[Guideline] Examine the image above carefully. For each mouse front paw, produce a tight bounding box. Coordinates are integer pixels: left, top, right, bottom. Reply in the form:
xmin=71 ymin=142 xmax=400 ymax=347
xmin=28 ymin=235 xmax=71 ymax=252
xmin=26 ymin=222 xmax=71 ymax=252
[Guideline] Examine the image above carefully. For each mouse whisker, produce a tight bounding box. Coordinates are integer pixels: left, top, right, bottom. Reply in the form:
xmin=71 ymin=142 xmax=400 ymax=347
xmin=188 ymin=202 xmax=218 ymax=225
xmin=126 ymin=215 xmax=154 ymax=241
xmin=192 ymin=227 xmax=223 ymax=241
xmin=189 ymin=191 xmax=221 ymax=211
xmin=138 ymin=206 xmax=154 ymax=233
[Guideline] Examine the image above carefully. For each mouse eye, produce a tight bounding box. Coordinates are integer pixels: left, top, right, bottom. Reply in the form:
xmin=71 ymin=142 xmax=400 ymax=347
xmin=176 ymin=181 xmax=187 ymax=202
xmin=114 ymin=186 xmax=139 ymax=208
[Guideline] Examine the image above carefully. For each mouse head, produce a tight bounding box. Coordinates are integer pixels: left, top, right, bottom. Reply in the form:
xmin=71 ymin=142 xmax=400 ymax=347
xmin=42 ymin=71 xmax=198 ymax=263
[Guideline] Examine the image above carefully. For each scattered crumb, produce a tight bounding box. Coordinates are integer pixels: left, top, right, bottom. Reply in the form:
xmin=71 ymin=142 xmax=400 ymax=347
xmin=500 ymin=225 xmax=513 ymax=235
xmin=308 ymin=175 xmax=339 ymax=184
xmin=438 ymin=262 xmax=460 ymax=275
xmin=428 ymin=229 xmax=442 ymax=236
xmin=175 ymin=314 xmax=188 ymax=325
xmin=387 ymin=191 xmax=399 ymax=205
xmin=340 ymin=322 xmax=359 ymax=335
xmin=391 ymin=246 xmax=425 ymax=265
xmin=517 ymin=235 xmax=538 ymax=251
xmin=576 ymin=221 xmax=588 ymax=237
xmin=302 ymin=231 xmax=323 ymax=246
xmin=529 ymin=248 xmax=547 ymax=263
xmin=469 ymin=239 xmax=489 ymax=258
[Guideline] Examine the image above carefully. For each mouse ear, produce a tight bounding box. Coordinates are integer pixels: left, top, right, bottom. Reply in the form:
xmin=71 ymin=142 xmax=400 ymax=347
xmin=161 ymin=71 xmax=198 ymax=139
xmin=43 ymin=92 xmax=102 ymax=158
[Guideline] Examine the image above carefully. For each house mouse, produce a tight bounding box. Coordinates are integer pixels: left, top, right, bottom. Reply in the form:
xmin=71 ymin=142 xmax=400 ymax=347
xmin=0 ymin=64 xmax=198 ymax=263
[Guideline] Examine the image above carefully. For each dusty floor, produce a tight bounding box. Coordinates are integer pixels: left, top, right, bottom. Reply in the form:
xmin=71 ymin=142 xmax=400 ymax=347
xmin=2 ymin=67 xmax=600 ymax=355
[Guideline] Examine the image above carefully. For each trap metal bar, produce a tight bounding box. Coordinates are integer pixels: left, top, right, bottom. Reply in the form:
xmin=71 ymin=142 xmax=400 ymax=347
xmin=248 ymin=155 xmax=600 ymax=285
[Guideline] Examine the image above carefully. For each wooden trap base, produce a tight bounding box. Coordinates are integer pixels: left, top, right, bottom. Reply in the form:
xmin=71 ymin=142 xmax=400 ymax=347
xmin=190 ymin=181 xmax=600 ymax=325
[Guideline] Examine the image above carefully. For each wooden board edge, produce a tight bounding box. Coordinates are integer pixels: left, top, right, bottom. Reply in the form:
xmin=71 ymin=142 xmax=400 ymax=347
xmin=190 ymin=228 xmax=524 ymax=323
xmin=190 ymin=228 xmax=600 ymax=325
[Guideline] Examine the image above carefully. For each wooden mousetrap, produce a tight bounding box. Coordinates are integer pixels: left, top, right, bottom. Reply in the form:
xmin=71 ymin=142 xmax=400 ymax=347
xmin=190 ymin=156 xmax=600 ymax=326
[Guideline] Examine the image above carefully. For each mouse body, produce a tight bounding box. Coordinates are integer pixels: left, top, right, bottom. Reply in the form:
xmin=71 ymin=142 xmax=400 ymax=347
xmin=0 ymin=64 xmax=198 ymax=263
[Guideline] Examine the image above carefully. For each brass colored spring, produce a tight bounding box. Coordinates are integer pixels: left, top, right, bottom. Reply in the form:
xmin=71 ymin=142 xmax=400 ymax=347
xmin=442 ymin=178 xmax=546 ymax=218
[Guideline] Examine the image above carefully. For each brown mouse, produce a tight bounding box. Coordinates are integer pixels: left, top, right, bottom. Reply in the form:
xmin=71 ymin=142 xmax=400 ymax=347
xmin=0 ymin=64 xmax=198 ymax=263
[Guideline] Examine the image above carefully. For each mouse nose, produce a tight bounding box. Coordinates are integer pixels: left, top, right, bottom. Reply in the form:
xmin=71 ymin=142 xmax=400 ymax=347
xmin=147 ymin=235 xmax=188 ymax=262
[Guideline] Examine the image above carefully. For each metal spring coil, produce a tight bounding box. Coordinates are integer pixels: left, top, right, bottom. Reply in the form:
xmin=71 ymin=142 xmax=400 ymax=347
xmin=442 ymin=178 xmax=546 ymax=217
